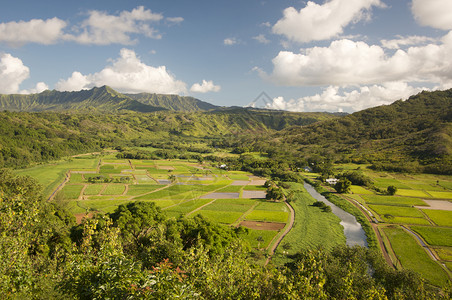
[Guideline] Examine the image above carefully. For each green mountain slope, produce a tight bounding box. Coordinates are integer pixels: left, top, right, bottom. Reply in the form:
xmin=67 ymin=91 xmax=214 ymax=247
xmin=277 ymin=89 xmax=452 ymax=173
xmin=0 ymin=108 xmax=335 ymax=168
xmin=0 ymin=86 xmax=164 ymax=113
xmin=125 ymin=93 xmax=218 ymax=111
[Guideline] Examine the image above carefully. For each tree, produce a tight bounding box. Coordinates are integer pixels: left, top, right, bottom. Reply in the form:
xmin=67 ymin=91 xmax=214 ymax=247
xmin=334 ymin=178 xmax=352 ymax=194
xmin=387 ymin=185 xmax=397 ymax=195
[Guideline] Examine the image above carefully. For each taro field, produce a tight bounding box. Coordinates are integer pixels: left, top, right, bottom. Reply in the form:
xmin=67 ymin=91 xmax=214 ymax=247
xmin=19 ymin=153 xmax=290 ymax=252
xmin=338 ymin=165 xmax=452 ymax=286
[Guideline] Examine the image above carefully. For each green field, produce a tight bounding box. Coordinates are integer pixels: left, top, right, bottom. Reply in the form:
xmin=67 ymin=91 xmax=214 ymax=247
xmin=382 ymin=226 xmax=450 ymax=287
xmin=421 ymin=210 xmax=452 ymax=227
xmin=272 ymin=183 xmax=346 ymax=265
xmin=368 ymin=204 xmax=425 ymax=218
xmin=83 ymin=184 xmax=104 ymax=195
xmin=362 ymin=195 xmax=427 ymax=207
xmin=410 ymin=226 xmax=452 ymax=247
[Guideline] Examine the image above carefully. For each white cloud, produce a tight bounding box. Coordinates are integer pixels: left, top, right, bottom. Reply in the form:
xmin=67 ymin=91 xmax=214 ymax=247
xmin=56 ymin=48 xmax=187 ymax=94
xmin=55 ymin=71 xmax=91 ymax=91
xmin=0 ymin=53 xmax=29 ymax=93
xmin=166 ymin=17 xmax=184 ymax=24
xmin=224 ymin=38 xmax=237 ymax=46
xmin=0 ymin=6 xmax=180 ymax=46
xmin=0 ymin=17 xmax=67 ymax=46
xmin=190 ymin=80 xmax=221 ymax=93
xmin=70 ymin=6 xmax=163 ymax=45
xmin=412 ymin=0 xmax=452 ymax=30
xmin=253 ymin=34 xmax=270 ymax=44
xmin=265 ymin=82 xmax=429 ymax=112
xmin=381 ymin=35 xmax=437 ymax=49
xmin=20 ymin=82 xmax=49 ymax=94
xmin=272 ymin=0 xmax=384 ymax=43
xmin=262 ymin=31 xmax=452 ymax=87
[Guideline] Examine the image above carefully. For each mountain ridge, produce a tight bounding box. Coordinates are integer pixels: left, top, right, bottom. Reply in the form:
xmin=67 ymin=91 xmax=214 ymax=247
xmin=0 ymin=86 xmax=218 ymax=113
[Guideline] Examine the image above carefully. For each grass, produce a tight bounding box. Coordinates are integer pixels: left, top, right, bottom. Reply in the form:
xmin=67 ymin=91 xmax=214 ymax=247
xmin=216 ymin=185 xmax=244 ymax=193
xmin=396 ymin=189 xmax=432 ymax=198
xmin=426 ymin=191 xmax=452 ymax=199
xmin=372 ymin=178 xmax=411 ymax=189
xmin=362 ymin=195 xmax=427 ymax=207
xmin=191 ymin=210 xmax=243 ymax=224
xmin=83 ymin=184 xmax=104 ymax=195
xmin=126 ymin=184 xmax=162 ymax=196
xmin=238 ymin=229 xmax=279 ymax=249
xmin=421 ymin=209 xmax=452 ymax=227
xmin=348 ymin=185 xmax=374 ymax=195
xmin=101 ymin=184 xmax=126 ymax=195
xmin=243 ymin=185 xmax=266 ymax=191
xmin=382 ymin=226 xmax=450 ymax=287
xmin=368 ymin=204 xmax=425 ymax=218
xmin=245 ymin=210 xmax=289 ymax=223
xmin=68 ymin=173 xmax=84 ymax=183
xmin=164 ymin=199 xmax=213 ymax=216
xmin=382 ymin=217 xmax=431 ymax=225
xmin=272 ymin=184 xmax=346 ymax=265
xmin=60 ymin=184 xmax=84 ymax=199
xmin=410 ymin=226 xmax=452 ymax=247
xmin=254 ymin=201 xmax=288 ymax=212
xmin=434 ymin=247 xmax=452 ymax=261
xmin=201 ymin=199 xmax=256 ymax=212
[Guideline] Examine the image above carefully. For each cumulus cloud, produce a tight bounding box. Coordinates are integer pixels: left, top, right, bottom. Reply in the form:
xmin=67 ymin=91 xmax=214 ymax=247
xmin=412 ymin=0 xmax=452 ymax=30
xmin=56 ymin=48 xmax=187 ymax=94
xmin=166 ymin=17 xmax=184 ymax=24
xmin=272 ymin=0 xmax=384 ymax=43
xmin=0 ymin=17 xmax=67 ymax=46
xmin=190 ymin=80 xmax=221 ymax=93
xmin=253 ymin=34 xmax=270 ymax=44
xmin=0 ymin=6 xmax=180 ymax=46
xmin=20 ymin=82 xmax=49 ymax=94
xmin=0 ymin=53 xmax=30 ymax=93
xmin=381 ymin=35 xmax=437 ymax=49
xmin=70 ymin=6 xmax=163 ymax=45
xmin=265 ymin=82 xmax=430 ymax=112
xmin=224 ymin=38 xmax=237 ymax=45
xmin=262 ymin=31 xmax=452 ymax=88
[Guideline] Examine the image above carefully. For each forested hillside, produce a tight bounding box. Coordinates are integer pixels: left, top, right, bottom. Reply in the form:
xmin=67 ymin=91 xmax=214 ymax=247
xmin=126 ymin=92 xmax=218 ymax=111
xmin=0 ymin=109 xmax=335 ymax=168
xmin=273 ymin=89 xmax=452 ymax=174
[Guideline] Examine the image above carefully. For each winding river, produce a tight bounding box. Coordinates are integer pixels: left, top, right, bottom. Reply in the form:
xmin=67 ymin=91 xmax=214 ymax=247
xmin=304 ymin=182 xmax=368 ymax=247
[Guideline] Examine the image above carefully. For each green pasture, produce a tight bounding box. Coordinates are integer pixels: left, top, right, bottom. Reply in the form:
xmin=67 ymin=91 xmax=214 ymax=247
xmin=421 ymin=210 xmax=452 ymax=227
xmin=164 ymin=199 xmax=213 ymax=216
xmin=15 ymin=156 xmax=99 ymax=197
xmin=83 ymin=184 xmax=104 ymax=195
xmin=382 ymin=226 xmax=450 ymax=287
xmin=239 ymin=229 xmax=278 ymax=249
xmin=245 ymin=210 xmax=288 ymax=223
xmin=243 ymin=185 xmax=266 ymax=191
xmin=382 ymin=217 xmax=431 ymax=225
xmin=396 ymin=189 xmax=432 ymax=198
xmin=272 ymin=184 xmax=346 ymax=266
xmin=254 ymin=201 xmax=288 ymax=212
xmin=101 ymin=184 xmax=126 ymax=195
xmin=410 ymin=226 xmax=452 ymax=247
xmin=216 ymin=185 xmax=244 ymax=193
xmin=426 ymin=191 xmax=452 ymax=199
xmin=202 ymin=198 xmax=256 ymax=213
xmin=60 ymin=184 xmax=84 ymax=199
xmin=368 ymin=204 xmax=424 ymax=218
xmin=192 ymin=210 xmax=243 ymax=224
xmin=434 ymin=247 xmax=452 ymax=261
xmin=348 ymin=185 xmax=374 ymax=195
xmin=362 ymin=195 xmax=427 ymax=207
xmin=68 ymin=173 xmax=84 ymax=183
xmin=372 ymin=178 xmax=411 ymax=189
xmin=126 ymin=184 xmax=162 ymax=196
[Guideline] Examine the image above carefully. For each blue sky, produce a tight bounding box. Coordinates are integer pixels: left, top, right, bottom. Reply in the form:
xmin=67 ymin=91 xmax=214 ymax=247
xmin=1 ymin=0 xmax=451 ymax=112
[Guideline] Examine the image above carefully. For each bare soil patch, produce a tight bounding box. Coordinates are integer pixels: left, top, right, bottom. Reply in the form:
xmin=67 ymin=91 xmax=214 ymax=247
xmin=156 ymin=166 xmax=175 ymax=170
xmin=416 ymin=200 xmax=452 ymax=211
xmin=242 ymin=190 xmax=266 ymax=199
xmin=200 ymin=192 xmax=239 ymax=199
xmin=75 ymin=212 xmax=95 ymax=224
xmin=240 ymin=221 xmax=285 ymax=231
xmin=231 ymin=180 xmax=249 ymax=186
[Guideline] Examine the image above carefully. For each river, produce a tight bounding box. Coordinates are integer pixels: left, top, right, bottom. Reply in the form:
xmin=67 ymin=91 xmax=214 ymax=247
xmin=304 ymin=182 xmax=368 ymax=247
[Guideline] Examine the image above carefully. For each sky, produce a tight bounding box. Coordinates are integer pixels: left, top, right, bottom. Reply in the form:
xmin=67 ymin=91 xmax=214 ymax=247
xmin=0 ymin=0 xmax=452 ymax=112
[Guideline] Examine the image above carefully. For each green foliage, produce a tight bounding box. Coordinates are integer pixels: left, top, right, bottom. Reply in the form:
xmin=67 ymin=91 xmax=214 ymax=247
xmin=334 ymin=178 xmax=352 ymax=193
xmin=387 ymin=185 xmax=398 ymax=195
